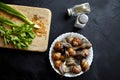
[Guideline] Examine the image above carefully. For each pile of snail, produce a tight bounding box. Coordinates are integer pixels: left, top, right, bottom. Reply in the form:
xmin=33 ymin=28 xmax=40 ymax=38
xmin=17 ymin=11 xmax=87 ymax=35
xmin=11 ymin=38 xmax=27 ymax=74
xmin=52 ymin=35 xmax=92 ymax=75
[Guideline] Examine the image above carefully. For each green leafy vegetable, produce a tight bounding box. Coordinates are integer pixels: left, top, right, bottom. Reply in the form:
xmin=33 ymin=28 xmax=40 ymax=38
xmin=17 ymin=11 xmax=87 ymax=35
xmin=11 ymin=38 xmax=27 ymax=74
xmin=0 ymin=16 xmax=35 ymax=49
xmin=0 ymin=2 xmax=33 ymax=24
xmin=0 ymin=2 xmax=37 ymax=49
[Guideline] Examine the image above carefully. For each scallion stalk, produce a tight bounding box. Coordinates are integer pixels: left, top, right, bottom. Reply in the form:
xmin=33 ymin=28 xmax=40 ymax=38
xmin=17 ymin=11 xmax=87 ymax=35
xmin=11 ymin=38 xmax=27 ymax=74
xmin=0 ymin=2 xmax=33 ymax=25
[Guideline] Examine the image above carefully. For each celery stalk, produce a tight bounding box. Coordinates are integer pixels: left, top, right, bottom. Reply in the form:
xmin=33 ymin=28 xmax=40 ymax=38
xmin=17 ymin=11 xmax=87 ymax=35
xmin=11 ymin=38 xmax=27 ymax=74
xmin=0 ymin=16 xmax=35 ymax=49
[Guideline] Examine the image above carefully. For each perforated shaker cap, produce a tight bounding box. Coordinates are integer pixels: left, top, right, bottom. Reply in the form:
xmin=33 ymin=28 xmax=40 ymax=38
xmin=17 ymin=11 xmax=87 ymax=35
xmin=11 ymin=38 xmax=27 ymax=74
xmin=78 ymin=14 xmax=88 ymax=24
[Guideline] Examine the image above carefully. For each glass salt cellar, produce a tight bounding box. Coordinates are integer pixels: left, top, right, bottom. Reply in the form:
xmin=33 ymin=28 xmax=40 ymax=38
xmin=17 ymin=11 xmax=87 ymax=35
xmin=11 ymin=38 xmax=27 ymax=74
xmin=74 ymin=13 xmax=89 ymax=28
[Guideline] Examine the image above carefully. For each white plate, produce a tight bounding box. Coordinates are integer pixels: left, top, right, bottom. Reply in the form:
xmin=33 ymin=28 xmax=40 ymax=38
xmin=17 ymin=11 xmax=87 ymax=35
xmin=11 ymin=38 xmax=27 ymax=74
xmin=49 ymin=32 xmax=93 ymax=77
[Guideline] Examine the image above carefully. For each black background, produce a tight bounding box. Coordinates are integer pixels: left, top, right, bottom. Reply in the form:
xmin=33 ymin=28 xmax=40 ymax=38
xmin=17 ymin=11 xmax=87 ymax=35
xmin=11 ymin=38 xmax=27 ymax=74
xmin=0 ymin=0 xmax=120 ymax=80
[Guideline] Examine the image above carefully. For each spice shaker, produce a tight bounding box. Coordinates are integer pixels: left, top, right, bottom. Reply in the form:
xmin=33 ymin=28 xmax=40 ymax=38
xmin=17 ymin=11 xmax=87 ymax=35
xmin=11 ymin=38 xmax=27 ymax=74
xmin=67 ymin=2 xmax=91 ymax=16
xmin=74 ymin=13 xmax=89 ymax=28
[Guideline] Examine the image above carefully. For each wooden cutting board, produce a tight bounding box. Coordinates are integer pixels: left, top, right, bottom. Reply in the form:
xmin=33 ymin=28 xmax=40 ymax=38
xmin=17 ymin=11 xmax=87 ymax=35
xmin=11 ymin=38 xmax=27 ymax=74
xmin=0 ymin=4 xmax=52 ymax=52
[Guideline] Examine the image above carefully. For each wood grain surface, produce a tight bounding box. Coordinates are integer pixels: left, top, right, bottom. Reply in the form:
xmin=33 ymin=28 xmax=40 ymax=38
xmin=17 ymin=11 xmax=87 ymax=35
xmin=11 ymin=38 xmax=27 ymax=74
xmin=0 ymin=4 xmax=52 ymax=52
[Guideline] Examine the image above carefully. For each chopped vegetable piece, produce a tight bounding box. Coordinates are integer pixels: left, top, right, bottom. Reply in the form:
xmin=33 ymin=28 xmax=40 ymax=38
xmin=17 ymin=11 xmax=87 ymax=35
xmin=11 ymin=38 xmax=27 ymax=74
xmin=0 ymin=16 xmax=35 ymax=49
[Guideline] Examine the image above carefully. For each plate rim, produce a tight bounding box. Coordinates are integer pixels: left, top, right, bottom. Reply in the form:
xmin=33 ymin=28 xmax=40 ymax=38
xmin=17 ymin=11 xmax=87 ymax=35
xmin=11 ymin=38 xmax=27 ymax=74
xmin=49 ymin=32 xmax=93 ymax=77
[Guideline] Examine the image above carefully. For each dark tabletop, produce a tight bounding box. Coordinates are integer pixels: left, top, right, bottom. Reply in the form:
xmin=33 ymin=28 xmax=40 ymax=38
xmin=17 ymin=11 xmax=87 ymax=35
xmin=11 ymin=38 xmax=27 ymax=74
xmin=0 ymin=0 xmax=120 ymax=80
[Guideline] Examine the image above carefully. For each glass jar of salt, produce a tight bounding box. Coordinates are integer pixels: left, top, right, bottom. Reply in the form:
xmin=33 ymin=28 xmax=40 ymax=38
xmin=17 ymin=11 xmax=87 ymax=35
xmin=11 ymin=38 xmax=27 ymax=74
xmin=74 ymin=13 xmax=89 ymax=28
xmin=67 ymin=2 xmax=91 ymax=16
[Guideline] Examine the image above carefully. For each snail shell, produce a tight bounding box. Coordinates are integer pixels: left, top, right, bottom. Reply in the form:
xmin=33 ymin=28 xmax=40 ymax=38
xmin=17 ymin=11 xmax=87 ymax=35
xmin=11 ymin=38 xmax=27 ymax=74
xmin=82 ymin=49 xmax=89 ymax=58
xmin=54 ymin=60 xmax=62 ymax=69
xmin=73 ymin=38 xmax=92 ymax=50
xmin=70 ymin=65 xmax=82 ymax=74
xmin=54 ymin=41 xmax=63 ymax=51
xmin=72 ymin=37 xmax=83 ymax=47
xmin=52 ymin=52 xmax=61 ymax=60
xmin=81 ymin=59 xmax=89 ymax=71
xmin=67 ymin=47 xmax=76 ymax=57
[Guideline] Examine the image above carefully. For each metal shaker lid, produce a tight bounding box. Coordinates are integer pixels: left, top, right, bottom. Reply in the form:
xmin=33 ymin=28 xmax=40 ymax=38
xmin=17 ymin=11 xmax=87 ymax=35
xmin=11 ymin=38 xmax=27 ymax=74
xmin=78 ymin=14 xmax=88 ymax=24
